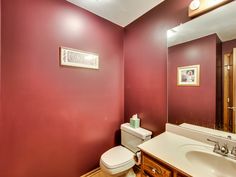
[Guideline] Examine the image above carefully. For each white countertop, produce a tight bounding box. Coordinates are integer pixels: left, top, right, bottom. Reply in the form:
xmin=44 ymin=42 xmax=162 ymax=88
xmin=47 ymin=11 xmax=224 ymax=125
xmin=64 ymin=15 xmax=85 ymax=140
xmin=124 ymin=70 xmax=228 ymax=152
xmin=138 ymin=132 xmax=214 ymax=177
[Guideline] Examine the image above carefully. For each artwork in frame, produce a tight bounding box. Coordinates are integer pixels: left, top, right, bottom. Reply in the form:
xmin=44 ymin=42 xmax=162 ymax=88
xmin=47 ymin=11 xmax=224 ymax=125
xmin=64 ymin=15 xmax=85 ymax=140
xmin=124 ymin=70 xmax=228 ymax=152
xmin=177 ymin=65 xmax=200 ymax=86
xmin=60 ymin=47 xmax=99 ymax=69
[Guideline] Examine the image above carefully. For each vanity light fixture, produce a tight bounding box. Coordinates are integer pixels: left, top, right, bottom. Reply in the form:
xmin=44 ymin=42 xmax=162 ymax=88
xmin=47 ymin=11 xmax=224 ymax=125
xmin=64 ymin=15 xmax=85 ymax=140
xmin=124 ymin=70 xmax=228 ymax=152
xmin=209 ymin=0 xmax=225 ymax=6
xmin=188 ymin=0 xmax=232 ymax=18
xmin=190 ymin=0 xmax=201 ymax=10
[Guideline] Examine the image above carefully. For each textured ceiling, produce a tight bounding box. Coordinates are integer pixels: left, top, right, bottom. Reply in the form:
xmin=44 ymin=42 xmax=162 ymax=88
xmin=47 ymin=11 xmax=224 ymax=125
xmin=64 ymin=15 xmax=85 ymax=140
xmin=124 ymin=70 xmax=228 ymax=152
xmin=67 ymin=0 xmax=165 ymax=27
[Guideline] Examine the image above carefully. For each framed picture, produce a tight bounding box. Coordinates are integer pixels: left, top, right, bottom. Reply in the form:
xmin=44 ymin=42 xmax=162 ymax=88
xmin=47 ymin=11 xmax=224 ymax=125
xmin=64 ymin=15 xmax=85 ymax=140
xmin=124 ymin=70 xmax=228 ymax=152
xmin=177 ymin=65 xmax=200 ymax=86
xmin=60 ymin=47 xmax=99 ymax=69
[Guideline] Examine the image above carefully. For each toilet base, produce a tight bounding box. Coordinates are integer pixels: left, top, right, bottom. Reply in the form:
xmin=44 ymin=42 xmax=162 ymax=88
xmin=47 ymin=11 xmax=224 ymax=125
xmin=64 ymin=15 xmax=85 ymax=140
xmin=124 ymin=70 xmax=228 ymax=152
xmin=124 ymin=168 xmax=136 ymax=177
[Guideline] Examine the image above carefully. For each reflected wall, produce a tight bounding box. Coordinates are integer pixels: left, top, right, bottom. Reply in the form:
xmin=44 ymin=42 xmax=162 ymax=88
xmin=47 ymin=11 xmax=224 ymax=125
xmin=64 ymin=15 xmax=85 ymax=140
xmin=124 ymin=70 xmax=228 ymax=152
xmin=168 ymin=34 xmax=222 ymax=128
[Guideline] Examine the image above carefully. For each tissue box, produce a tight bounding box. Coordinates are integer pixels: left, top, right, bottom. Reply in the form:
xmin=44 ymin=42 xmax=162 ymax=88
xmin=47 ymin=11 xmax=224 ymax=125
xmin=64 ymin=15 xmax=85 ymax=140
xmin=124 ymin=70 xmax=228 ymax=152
xmin=130 ymin=118 xmax=140 ymax=128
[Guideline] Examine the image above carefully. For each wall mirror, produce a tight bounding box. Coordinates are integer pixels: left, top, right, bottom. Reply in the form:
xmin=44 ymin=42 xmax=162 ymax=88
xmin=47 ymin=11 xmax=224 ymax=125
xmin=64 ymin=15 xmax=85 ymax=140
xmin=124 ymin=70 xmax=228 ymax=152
xmin=167 ymin=1 xmax=236 ymax=134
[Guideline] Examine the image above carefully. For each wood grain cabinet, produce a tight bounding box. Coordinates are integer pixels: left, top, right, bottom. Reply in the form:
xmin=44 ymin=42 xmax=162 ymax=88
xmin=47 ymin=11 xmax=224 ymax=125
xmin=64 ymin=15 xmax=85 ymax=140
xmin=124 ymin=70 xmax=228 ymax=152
xmin=141 ymin=152 xmax=191 ymax=177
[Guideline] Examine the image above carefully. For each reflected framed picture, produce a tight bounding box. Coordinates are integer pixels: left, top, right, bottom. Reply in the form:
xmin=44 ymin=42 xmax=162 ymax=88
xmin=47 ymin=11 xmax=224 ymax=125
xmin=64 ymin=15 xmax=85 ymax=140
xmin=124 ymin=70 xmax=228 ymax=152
xmin=60 ymin=47 xmax=99 ymax=69
xmin=177 ymin=65 xmax=200 ymax=86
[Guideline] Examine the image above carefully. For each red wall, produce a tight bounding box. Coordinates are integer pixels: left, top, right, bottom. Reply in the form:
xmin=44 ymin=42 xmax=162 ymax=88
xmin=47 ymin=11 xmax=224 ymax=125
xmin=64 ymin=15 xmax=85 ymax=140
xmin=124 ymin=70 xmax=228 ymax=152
xmin=168 ymin=34 xmax=218 ymax=128
xmin=1 ymin=0 xmax=220 ymax=176
xmin=222 ymin=39 xmax=236 ymax=55
xmin=124 ymin=0 xmax=191 ymax=135
xmin=0 ymin=0 xmax=124 ymax=176
xmin=0 ymin=0 xmax=1 ymax=117
xmin=0 ymin=0 xmax=2 ymax=158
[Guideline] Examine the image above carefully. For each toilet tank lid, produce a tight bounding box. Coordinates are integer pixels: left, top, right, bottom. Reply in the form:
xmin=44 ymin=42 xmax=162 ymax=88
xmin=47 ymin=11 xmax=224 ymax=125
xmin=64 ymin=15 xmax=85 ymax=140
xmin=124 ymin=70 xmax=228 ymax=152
xmin=121 ymin=123 xmax=152 ymax=139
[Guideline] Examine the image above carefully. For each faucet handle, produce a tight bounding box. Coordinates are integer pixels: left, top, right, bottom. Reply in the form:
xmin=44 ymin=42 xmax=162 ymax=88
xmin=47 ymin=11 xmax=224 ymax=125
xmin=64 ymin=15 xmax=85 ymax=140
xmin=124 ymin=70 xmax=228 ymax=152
xmin=221 ymin=143 xmax=229 ymax=154
xmin=207 ymin=138 xmax=220 ymax=151
xmin=231 ymin=146 xmax=236 ymax=156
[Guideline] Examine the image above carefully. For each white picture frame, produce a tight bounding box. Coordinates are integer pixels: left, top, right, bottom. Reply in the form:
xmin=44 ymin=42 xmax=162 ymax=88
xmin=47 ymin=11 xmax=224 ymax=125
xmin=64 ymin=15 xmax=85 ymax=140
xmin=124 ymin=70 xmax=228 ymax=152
xmin=177 ymin=65 xmax=200 ymax=86
xmin=60 ymin=47 xmax=99 ymax=70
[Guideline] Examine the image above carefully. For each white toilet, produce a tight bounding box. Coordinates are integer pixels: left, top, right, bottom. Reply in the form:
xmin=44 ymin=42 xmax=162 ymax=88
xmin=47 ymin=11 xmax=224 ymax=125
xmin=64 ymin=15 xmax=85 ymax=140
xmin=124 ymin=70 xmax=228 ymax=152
xmin=100 ymin=123 xmax=152 ymax=177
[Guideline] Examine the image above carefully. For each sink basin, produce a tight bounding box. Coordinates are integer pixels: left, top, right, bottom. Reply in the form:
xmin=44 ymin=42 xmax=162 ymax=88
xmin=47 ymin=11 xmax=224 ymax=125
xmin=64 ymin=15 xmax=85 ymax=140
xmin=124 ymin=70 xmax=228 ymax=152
xmin=185 ymin=150 xmax=236 ymax=177
xmin=178 ymin=144 xmax=236 ymax=177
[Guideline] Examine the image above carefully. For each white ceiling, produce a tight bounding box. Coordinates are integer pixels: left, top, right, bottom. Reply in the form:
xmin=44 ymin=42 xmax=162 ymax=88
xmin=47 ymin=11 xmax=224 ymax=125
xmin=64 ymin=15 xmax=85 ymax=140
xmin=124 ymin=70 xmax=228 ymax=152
xmin=167 ymin=1 xmax=236 ymax=47
xmin=67 ymin=0 xmax=165 ymax=27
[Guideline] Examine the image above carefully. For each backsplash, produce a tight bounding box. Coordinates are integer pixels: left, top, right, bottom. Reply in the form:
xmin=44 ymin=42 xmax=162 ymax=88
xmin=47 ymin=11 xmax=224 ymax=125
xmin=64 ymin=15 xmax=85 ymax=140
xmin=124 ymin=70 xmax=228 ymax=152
xmin=166 ymin=123 xmax=236 ymax=150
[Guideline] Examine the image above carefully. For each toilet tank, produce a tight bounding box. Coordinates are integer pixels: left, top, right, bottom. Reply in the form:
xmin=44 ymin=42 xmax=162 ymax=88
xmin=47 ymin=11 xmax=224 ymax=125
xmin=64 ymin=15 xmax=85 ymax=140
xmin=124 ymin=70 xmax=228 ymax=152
xmin=121 ymin=123 xmax=152 ymax=153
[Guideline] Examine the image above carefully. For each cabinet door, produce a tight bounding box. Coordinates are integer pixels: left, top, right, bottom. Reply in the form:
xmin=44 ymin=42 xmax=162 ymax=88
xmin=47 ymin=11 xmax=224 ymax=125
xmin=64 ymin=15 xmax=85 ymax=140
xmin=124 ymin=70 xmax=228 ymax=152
xmin=142 ymin=155 xmax=172 ymax=177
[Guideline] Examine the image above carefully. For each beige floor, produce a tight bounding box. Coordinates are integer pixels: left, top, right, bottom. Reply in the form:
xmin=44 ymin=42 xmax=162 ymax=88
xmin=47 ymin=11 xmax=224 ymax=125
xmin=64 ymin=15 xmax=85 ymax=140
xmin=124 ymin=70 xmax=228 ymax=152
xmin=82 ymin=168 xmax=141 ymax=177
xmin=87 ymin=170 xmax=103 ymax=177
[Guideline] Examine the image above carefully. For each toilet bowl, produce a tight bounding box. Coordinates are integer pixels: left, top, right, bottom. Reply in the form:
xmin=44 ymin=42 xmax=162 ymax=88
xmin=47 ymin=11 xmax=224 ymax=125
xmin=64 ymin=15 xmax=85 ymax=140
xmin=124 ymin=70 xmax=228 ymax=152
xmin=100 ymin=123 xmax=152 ymax=177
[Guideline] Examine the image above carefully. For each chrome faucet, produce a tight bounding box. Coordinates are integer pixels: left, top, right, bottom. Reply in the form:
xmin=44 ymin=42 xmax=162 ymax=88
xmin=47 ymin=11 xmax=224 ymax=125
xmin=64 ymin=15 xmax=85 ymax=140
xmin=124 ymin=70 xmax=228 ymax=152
xmin=207 ymin=139 xmax=229 ymax=155
xmin=231 ymin=146 xmax=236 ymax=156
xmin=221 ymin=143 xmax=229 ymax=155
xmin=207 ymin=139 xmax=236 ymax=160
xmin=207 ymin=139 xmax=220 ymax=152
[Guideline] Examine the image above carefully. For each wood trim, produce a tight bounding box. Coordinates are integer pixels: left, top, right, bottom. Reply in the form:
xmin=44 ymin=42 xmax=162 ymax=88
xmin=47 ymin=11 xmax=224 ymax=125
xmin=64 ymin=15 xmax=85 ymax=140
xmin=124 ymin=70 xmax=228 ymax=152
xmin=81 ymin=168 xmax=101 ymax=177
xmin=223 ymin=54 xmax=231 ymax=131
xmin=233 ymin=48 xmax=236 ymax=133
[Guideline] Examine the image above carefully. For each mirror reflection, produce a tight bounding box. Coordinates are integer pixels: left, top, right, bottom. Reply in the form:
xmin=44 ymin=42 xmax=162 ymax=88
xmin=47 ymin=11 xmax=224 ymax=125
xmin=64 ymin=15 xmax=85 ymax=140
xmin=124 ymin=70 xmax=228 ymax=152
xmin=167 ymin=1 xmax=236 ymax=133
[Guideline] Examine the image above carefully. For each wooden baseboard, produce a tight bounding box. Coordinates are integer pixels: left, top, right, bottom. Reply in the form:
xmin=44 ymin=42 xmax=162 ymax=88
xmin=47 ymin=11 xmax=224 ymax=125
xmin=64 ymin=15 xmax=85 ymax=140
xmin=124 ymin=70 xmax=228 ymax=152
xmin=81 ymin=168 xmax=101 ymax=177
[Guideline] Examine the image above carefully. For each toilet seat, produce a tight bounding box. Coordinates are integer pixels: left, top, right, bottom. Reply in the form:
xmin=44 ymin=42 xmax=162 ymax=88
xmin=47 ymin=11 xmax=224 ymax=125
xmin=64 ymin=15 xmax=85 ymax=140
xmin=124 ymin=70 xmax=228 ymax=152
xmin=100 ymin=146 xmax=134 ymax=169
xmin=100 ymin=146 xmax=135 ymax=175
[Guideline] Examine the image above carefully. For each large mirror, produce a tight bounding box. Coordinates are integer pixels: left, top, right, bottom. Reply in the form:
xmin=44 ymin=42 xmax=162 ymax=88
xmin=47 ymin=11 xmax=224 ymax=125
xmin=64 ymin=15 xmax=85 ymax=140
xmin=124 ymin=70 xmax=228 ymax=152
xmin=167 ymin=1 xmax=236 ymax=134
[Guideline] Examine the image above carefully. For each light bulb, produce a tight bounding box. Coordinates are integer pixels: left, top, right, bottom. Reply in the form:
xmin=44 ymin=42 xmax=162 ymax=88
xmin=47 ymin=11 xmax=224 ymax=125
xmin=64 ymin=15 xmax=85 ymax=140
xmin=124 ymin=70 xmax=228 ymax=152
xmin=190 ymin=0 xmax=201 ymax=10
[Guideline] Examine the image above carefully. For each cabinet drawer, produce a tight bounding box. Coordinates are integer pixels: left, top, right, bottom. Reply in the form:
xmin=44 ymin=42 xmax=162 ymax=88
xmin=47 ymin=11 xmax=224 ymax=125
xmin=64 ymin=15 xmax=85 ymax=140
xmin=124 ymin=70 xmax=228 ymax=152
xmin=142 ymin=155 xmax=172 ymax=177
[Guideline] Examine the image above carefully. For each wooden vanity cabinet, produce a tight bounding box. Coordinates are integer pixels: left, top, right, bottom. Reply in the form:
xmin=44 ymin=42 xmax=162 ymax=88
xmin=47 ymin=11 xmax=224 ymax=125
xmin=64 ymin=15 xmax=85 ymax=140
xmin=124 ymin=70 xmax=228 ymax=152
xmin=140 ymin=152 xmax=191 ymax=177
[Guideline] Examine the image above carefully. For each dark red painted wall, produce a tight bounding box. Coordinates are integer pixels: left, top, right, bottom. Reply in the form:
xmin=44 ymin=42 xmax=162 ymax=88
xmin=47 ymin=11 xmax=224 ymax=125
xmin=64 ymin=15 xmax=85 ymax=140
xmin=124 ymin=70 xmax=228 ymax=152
xmin=124 ymin=0 xmax=191 ymax=135
xmin=0 ymin=0 xmax=1 ymax=117
xmin=168 ymin=35 xmax=218 ymax=128
xmin=0 ymin=0 xmax=1 ymax=93
xmin=222 ymin=39 xmax=236 ymax=55
xmin=0 ymin=0 xmax=123 ymax=176
xmin=216 ymin=37 xmax=223 ymax=129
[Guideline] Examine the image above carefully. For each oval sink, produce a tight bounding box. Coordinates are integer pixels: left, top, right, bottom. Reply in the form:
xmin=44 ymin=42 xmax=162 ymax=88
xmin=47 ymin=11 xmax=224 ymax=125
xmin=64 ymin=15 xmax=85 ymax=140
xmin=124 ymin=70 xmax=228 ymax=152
xmin=185 ymin=150 xmax=236 ymax=177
